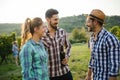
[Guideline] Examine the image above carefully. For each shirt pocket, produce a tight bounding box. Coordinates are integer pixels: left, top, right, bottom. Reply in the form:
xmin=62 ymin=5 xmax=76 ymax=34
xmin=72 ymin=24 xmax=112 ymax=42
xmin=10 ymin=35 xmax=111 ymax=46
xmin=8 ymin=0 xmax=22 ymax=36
xmin=57 ymin=35 xmax=65 ymax=46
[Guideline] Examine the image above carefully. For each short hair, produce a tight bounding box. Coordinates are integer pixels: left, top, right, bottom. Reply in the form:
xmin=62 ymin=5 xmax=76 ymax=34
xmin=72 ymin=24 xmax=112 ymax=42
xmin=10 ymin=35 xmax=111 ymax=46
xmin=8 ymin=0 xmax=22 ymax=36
xmin=45 ymin=8 xmax=59 ymax=18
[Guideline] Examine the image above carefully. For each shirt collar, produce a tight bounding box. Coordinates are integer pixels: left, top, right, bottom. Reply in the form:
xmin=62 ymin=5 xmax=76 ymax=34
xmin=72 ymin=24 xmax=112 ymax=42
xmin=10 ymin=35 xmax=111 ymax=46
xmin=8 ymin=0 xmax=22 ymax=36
xmin=29 ymin=39 xmax=41 ymax=46
xmin=45 ymin=27 xmax=60 ymax=35
xmin=97 ymin=28 xmax=106 ymax=38
xmin=91 ymin=28 xmax=106 ymax=40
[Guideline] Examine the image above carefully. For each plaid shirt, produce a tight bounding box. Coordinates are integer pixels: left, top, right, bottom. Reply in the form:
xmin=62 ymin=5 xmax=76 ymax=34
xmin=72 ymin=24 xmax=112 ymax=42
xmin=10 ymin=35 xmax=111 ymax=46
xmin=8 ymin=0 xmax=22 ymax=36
xmin=89 ymin=28 xmax=120 ymax=80
xmin=42 ymin=27 xmax=71 ymax=77
xmin=19 ymin=39 xmax=49 ymax=80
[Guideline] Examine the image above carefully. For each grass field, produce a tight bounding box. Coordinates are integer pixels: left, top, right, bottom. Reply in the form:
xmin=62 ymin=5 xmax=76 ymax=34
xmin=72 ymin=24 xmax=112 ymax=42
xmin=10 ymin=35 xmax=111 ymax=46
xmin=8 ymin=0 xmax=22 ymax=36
xmin=0 ymin=43 xmax=119 ymax=80
xmin=0 ymin=55 xmax=22 ymax=80
xmin=69 ymin=43 xmax=90 ymax=80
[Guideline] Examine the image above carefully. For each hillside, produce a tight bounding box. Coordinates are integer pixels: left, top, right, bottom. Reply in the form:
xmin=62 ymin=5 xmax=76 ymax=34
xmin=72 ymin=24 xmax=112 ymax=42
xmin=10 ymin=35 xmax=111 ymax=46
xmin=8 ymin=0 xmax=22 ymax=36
xmin=0 ymin=15 xmax=120 ymax=34
xmin=59 ymin=14 xmax=120 ymax=32
xmin=0 ymin=23 xmax=21 ymax=35
xmin=59 ymin=14 xmax=86 ymax=32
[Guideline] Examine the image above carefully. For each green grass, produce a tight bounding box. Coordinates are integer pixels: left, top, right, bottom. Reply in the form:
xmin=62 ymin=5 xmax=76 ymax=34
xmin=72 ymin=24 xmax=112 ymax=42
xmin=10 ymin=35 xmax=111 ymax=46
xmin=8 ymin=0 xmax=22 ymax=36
xmin=0 ymin=43 xmax=119 ymax=80
xmin=69 ymin=43 xmax=90 ymax=80
xmin=0 ymin=55 xmax=22 ymax=80
xmin=0 ymin=64 xmax=22 ymax=80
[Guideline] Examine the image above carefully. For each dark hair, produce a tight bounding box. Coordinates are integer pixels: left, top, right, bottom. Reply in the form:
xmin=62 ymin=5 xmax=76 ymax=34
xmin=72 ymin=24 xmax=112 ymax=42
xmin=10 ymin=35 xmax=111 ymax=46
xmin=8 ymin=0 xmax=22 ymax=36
xmin=45 ymin=8 xmax=59 ymax=18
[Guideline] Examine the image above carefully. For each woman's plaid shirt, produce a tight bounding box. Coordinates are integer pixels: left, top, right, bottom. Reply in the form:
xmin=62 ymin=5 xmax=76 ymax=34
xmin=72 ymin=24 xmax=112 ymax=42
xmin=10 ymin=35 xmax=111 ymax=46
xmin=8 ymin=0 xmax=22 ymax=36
xmin=42 ymin=27 xmax=71 ymax=77
xmin=19 ymin=39 xmax=49 ymax=80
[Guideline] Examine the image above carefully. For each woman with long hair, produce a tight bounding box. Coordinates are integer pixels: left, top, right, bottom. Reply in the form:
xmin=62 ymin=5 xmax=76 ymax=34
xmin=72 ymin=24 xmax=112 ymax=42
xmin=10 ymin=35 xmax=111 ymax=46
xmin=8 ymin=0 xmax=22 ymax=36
xmin=19 ymin=17 xmax=49 ymax=80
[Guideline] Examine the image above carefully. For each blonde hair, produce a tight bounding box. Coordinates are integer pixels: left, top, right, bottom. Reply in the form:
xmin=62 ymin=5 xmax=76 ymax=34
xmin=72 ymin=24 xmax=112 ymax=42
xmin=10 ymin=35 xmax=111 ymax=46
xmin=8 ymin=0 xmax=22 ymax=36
xmin=20 ymin=17 xmax=43 ymax=48
xmin=21 ymin=18 xmax=32 ymax=48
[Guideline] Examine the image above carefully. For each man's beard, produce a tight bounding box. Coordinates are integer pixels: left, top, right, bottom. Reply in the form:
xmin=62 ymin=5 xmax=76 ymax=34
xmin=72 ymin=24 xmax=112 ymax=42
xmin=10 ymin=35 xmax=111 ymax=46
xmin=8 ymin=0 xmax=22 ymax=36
xmin=88 ymin=27 xmax=93 ymax=32
xmin=50 ymin=21 xmax=57 ymax=30
xmin=88 ymin=24 xmax=95 ymax=32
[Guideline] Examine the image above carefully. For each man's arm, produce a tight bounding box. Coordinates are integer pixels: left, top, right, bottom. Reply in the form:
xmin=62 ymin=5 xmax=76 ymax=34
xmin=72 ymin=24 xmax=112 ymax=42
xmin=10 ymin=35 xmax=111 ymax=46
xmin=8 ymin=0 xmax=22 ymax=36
xmin=61 ymin=31 xmax=71 ymax=65
xmin=85 ymin=47 xmax=93 ymax=80
xmin=106 ymin=36 xmax=120 ymax=79
xmin=85 ymin=68 xmax=92 ymax=80
xmin=85 ymin=54 xmax=93 ymax=80
xmin=109 ymin=77 xmax=117 ymax=80
xmin=64 ymin=31 xmax=71 ymax=58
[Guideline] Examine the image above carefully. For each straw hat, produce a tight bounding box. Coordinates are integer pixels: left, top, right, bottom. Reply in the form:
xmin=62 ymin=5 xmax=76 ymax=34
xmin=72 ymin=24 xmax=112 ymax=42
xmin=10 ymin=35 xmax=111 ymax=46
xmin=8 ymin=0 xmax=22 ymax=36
xmin=88 ymin=9 xmax=105 ymax=23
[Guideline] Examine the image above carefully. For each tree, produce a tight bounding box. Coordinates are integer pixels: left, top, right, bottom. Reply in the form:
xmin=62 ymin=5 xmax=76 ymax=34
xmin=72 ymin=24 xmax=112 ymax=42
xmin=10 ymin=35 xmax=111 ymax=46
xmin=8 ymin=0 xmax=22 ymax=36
xmin=0 ymin=33 xmax=16 ymax=64
xmin=70 ymin=27 xmax=87 ymax=43
xmin=110 ymin=26 xmax=120 ymax=40
xmin=71 ymin=28 xmax=80 ymax=41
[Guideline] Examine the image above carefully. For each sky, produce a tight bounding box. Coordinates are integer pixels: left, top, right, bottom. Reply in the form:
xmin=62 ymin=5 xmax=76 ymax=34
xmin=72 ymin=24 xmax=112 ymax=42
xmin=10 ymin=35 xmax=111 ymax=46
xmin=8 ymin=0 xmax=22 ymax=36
xmin=0 ymin=0 xmax=120 ymax=23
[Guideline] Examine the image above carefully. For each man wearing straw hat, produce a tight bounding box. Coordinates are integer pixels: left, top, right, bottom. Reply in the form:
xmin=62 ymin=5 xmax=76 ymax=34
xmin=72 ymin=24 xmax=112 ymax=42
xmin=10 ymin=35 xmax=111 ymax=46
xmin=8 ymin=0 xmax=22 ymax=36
xmin=85 ymin=9 xmax=120 ymax=80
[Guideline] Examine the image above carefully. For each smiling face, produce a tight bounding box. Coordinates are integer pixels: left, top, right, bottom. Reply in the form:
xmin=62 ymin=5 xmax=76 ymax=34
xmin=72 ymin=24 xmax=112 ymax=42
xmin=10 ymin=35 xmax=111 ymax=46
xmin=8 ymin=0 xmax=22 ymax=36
xmin=85 ymin=17 xmax=96 ymax=32
xmin=35 ymin=23 xmax=45 ymax=38
xmin=47 ymin=14 xmax=59 ymax=30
